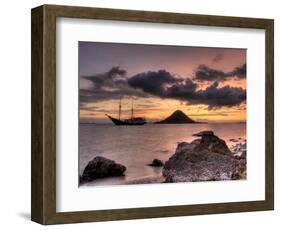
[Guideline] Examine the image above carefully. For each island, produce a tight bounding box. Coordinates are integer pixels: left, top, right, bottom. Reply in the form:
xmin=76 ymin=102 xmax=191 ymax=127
xmin=155 ymin=110 xmax=196 ymax=124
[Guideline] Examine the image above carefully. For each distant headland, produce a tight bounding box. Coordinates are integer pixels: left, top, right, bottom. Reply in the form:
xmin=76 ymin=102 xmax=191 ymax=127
xmin=155 ymin=110 xmax=200 ymax=124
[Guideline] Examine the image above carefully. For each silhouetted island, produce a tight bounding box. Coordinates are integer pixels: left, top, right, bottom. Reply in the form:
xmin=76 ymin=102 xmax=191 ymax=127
xmin=155 ymin=110 xmax=196 ymax=124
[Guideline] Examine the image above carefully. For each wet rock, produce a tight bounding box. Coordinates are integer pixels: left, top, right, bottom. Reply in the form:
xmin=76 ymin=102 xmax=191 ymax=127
xmin=232 ymin=142 xmax=247 ymax=159
xmin=176 ymin=139 xmax=201 ymax=153
xmin=80 ymin=156 xmax=126 ymax=183
xmin=193 ymin=130 xmax=214 ymax=137
xmin=148 ymin=159 xmax=164 ymax=167
xmin=232 ymin=159 xmax=247 ymax=180
xmin=240 ymin=151 xmax=246 ymax=159
xmin=192 ymin=131 xmax=231 ymax=155
xmin=163 ymin=131 xmax=245 ymax=182
xmin=163 ymin=147 xmax=237 ymax=182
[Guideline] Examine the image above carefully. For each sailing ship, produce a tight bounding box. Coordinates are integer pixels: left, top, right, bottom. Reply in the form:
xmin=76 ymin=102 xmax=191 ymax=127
xmin=106 ymin=98 xmax=146 ymax=126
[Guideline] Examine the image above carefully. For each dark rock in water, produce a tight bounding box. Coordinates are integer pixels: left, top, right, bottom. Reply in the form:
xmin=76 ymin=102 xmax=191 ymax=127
xmin=192 ymin=130 xmax=231 ymax=155
xmin=148 ymin=159 xmax=164 ymax=167
xmin=193 ymin=130 xmax=214 ymax=137
xmin=80 ymin=156 xmax=126 ymax=183
xmin=155 ymin=110 xmax=195 ymax=124
xmin=163 ymin=131 xmax=245 ymax=182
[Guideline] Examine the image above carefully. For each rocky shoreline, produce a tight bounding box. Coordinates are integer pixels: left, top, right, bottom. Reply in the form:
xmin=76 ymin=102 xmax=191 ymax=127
xmin=80 ymin=130 xmax=246 ymax=185
xmin=162 ymin=131 xmax=246 ymax=182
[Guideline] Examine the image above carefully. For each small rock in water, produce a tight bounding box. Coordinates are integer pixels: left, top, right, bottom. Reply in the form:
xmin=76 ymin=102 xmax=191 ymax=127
xmin=80 ymin=156 xmax=126 ymax=183
xmin=148 ymin=158 xmax=164 ymax=167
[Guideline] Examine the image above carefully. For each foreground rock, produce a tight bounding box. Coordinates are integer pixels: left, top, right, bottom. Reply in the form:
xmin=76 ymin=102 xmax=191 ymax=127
xmin=231 ymin=141 xmax=247 ymax=179
xmin=148 ymin=159 xmax=164 ymax=167
xmin=163 ymin=131 xmax=246 ymax=182
xmin=80 ymin=156 xmax=126 ymax=183
xmin=192 ymin=131 xmax=232 ymax=155
xmin=232 ymin=142 xmax=247 ymax=159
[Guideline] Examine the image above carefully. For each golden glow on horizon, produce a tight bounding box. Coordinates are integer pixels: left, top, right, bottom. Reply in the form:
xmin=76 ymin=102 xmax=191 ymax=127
xmin=80 ymin=97 xmax=246 ymax=123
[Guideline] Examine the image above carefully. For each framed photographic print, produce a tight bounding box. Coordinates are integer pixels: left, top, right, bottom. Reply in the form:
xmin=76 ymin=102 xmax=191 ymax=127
xmin=31 ymin=4 xmax=274 ymax=225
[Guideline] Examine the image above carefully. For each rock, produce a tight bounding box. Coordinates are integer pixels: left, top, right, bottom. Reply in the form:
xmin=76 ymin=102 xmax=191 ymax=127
xmin=232 ymin=159 xmax=247 ymax=180
xmin=80 ymin=156 xmax=126 ymax=183
xmin=232 ymin=142 xmax=247 ymax=159
xmin=240 ymin=150 xmax=246 ymax=159
xmin=148 ymin=159 xmax=164 ymax=167
xmin=192 ymin=131 xmax=231 ymax=155
xmin=163 ymin=147 xmax=238 ymax=182
xmin=193 ymin=130 xmax=214 ymax=137
xmin=175 ymin=139 xmax=200 ymax=154
xmin=163 ymin=131 xmax=244 ymax=182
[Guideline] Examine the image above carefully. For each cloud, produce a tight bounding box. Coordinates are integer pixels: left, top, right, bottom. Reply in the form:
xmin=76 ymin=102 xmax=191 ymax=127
xmin=83 ymin=66 xmax=127 ymax=89
xmin=194 ymin=65 xmax=228 ymax=82
xmin=80 ymin=66 xmax=148 ymax=102
xmin=165 ymin=79 xmax=198 ymax=98
xmin=187 ymin=81 xmax=246 ymax=109
xmin=229 ymin=63 xmax=246 ymax=79
xmin=194 ymin=63 xmax=246 ymax=82
xmin=128 ymin=70 xmax=182 ymax=97
xmin=128 ymin=70 xmax=246 ymax=109
xmin=81 ymin=67 xmax=246 ymax=109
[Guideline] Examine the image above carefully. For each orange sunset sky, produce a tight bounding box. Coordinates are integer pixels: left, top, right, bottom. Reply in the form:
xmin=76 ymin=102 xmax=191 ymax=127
xmin=79 ymin=42 xmax=246 ymax=123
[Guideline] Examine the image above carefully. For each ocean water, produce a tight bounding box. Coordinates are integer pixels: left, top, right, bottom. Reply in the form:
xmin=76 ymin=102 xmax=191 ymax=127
xmin=79 ymin=123 xmax=246 ymax=186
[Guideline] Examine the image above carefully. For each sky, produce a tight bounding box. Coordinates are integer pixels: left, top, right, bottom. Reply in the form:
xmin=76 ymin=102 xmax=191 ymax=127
xmin=79 ymin=42 xmax=246 ymax=123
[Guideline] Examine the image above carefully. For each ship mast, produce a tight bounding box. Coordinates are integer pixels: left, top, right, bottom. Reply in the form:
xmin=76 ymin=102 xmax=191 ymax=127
xmin=118 ymin=97 xmax=121 ymax=120
xmin=131 ymin=99 xmax=134 ymax=119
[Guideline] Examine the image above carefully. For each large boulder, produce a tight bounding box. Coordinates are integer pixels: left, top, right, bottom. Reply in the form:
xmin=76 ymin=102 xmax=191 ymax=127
xmin=163 ymin=131 xmax=245 ymax=182
xmin=80 ymin=156 xmax=126 ymax=183
xmin=192 ymin=130 xmax=231 ymax=155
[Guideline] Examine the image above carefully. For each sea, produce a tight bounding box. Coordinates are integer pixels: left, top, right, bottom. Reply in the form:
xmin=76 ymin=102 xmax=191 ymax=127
xmin=79 ymin=123 xmax=246 ymax=186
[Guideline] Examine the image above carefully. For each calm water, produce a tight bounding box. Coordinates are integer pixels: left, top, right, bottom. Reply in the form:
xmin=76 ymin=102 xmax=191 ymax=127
xmin=79 ymin=123 xmax=246 ymax=186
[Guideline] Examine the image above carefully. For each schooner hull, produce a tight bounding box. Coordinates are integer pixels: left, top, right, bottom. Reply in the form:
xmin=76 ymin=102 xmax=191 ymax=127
xmin=106 ymin=115 xmax=146 ymax=126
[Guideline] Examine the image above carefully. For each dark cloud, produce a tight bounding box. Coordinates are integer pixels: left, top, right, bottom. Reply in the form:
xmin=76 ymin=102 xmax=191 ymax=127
xmin=165 ymin=79 xmax=198 ymax=98
xmin=81 ymin=67 xmax=246 ymax=109
xmin=83 ymin=66 xmax=127 ymax=89
xmin=194 ymin=63 xmax=246 ymax=82
xmin=229 ymin=63 xmax=246 ymax=79
xmin=128 ymin=70 xmax=182 ymax=97
xmin=128 ymin=70 xmax=245 ymax=109
xmin=194 ymin=65 xmax=227 ymax=82
xmin=128 ymin=70 xmax=198 ymax=100
xmin=80 ymin=66 xmax=148 ymax=102
xmin=188 ymin=81 xmax=246 ymax=109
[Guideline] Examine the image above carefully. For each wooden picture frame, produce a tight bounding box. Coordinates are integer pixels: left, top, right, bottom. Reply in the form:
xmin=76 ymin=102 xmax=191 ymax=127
xmin=31 ymin=4 xmax=274 ymax=225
